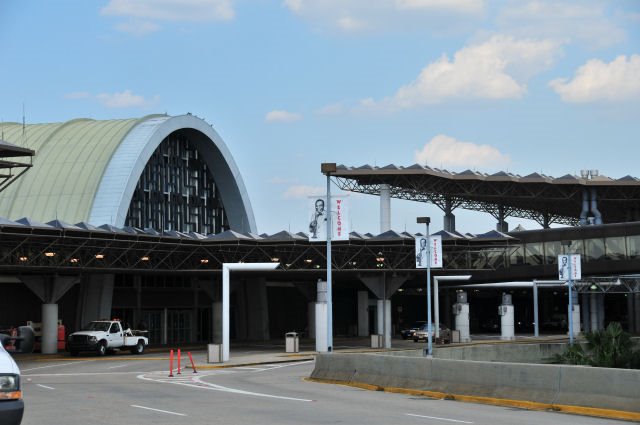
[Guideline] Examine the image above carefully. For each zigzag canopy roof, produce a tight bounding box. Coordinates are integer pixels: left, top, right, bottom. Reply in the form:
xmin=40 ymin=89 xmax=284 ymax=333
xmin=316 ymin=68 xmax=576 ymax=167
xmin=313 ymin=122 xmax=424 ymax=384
xmin=330 ymin=164 xmax=640 ymax=226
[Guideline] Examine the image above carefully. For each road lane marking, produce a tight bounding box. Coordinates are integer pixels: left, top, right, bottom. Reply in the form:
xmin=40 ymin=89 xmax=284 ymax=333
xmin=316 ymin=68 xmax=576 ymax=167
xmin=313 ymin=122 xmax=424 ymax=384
xmin=36 ymin=384 xmax=55 ymax=390
xmin=130 ymin=405 xmax=187 ymax=416
xmin=108 ymin=363 xmax=130 ymax=369
xmin=24 ymin=371 xmax=145 ymax=377
xmin=406 ymin=413 xmax=473 ymax=423
xmin=21 ymin=361 xmax=92 ymax=372
xmin=137 ymin=372 xmax=313 ymax=402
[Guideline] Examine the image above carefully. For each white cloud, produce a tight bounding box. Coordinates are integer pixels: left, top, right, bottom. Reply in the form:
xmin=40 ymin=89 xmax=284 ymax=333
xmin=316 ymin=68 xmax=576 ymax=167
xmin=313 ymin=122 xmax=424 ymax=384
xmin=549 ymin=55 xmax=640 ymax=103
xmin=115 ymin=20 xmax=161 ymax=36
xmin=66 ymin=90 xmax=159 ymax=108
xmin=395 ymin=0 xmax=484 ymax=14
xmin=496 ymin=1 xmax=625 ymax=49
xmin=265 ymin=110 xmax=303 ymax=123
xmin=96 ymin=90 xmax=159 ymax=108
xmin=282 ymin=0 xmax=484 ymax=34
xmin=101 ymin=0 xmax=234 ymax=22
xmin=368 ymin=35 xmax=561 ymax=109
xmin=283 ymin=185 xmax=325 ymax=199
xmin=415 ymin=134 xmax=511 ymax=170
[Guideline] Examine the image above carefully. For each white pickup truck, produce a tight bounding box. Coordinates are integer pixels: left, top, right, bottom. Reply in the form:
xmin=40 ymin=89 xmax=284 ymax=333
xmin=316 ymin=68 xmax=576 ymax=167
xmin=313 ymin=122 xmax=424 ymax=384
xmin=66 ymin=320 xmax=148 ymax=356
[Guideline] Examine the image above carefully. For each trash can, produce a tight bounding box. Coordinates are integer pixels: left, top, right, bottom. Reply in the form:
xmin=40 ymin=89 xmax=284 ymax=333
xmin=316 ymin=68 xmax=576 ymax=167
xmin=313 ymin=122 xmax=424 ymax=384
xmin=285 ymin=332 xmax=299 ymax=353
xmin=370 ymin=334 xmax=383 ymax=348
xmin=450 ymin=330 xmax=460 ymax=344
xmin=207 ymin=344 xmax=222 ymax=363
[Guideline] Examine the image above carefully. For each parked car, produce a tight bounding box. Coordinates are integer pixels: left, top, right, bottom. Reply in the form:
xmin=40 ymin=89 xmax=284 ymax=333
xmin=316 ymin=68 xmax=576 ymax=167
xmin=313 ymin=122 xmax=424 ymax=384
xmin=413 ymin=323 xmax=451 ymax=343
xmin=0 ymin=338 xmax=23 ymax=425
xmin=400 ymin=321 xmax=426 ymax=340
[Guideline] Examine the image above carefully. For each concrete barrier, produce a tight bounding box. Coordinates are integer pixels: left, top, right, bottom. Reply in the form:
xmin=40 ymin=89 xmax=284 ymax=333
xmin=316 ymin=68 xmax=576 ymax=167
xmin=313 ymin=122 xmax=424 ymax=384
xmin=311 ymin=352 xmax=640 ymax=414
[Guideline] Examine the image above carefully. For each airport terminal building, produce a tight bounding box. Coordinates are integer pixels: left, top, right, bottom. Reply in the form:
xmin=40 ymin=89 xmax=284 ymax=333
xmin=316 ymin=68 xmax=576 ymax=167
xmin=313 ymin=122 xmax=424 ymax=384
xmin=0 ymin=114 xmax=639 ymax=353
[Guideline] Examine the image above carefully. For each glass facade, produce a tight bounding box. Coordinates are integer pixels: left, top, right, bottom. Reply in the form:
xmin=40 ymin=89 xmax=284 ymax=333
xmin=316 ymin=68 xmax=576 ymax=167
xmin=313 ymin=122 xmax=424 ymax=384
xmin=125 ymin=131 xmax=228 ymax=234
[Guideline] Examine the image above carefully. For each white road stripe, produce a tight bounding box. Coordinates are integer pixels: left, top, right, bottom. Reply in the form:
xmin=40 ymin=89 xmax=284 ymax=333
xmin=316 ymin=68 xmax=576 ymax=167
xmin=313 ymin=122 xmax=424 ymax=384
xmin=24 ymin=371 xmax=144 ymax=377
xmin=21 ymin=361 xmax=92 ymax=372
xmin=406 ymin=413 xmax=473 ymax=423
xmin=36 ymin=384 xmax=55 ymax=390
xmin=108 ymin=363 xmax=130 ymax=369
xmin=130 ymin=405 xmax=186 ymax=416
xmin=137 ymin=373 xmax=313 ymax=402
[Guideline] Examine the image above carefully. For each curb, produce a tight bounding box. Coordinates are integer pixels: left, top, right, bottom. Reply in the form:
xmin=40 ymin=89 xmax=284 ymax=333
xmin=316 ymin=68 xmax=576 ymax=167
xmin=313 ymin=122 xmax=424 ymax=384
xmin=306 ymin=377 xmax=640 ymax=422
xmin=196 ymin=355 xmax=315 ymax=370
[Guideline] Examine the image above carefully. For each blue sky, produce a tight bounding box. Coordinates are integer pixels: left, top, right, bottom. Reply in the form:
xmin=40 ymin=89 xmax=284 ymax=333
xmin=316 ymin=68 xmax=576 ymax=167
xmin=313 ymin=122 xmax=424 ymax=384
xmin=1 ymin=0 xmax=639 ymax=235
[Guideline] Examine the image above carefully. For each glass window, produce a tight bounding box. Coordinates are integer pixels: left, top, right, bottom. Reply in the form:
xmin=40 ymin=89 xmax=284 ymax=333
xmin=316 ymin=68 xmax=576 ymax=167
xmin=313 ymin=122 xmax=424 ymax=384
xmin=509 ymin=245 xmax=524 ymax=265
xmin=544 ymin=241 xmax=561 ymax=265
xmin=627 ymin=235 xmax=640 ymax=259
xmin=524 ymin=243 xmax=543 ymax=265
xmin=604 ymin=236 xmax=626 ymax=260
xmin=585 ymin=238 xmax=605 ymax=262
xmin=561 ymin=239 xmax=584 ymax=257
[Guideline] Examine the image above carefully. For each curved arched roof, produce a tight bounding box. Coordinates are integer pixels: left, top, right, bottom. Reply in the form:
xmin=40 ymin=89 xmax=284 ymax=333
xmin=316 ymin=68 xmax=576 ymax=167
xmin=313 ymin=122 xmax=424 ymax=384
xmin=0 ymin=115 xmax=256 ymax=233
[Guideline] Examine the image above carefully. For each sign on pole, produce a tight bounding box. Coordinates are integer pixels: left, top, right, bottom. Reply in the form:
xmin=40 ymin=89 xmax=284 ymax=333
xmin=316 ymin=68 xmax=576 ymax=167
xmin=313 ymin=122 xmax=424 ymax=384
xmin=415 ymin=235 xmax=443 ymax=268
xmin=308 ymin=196 xmax=349 ymax=242
xmin=558 ymin=254 xmax=581 ymax=280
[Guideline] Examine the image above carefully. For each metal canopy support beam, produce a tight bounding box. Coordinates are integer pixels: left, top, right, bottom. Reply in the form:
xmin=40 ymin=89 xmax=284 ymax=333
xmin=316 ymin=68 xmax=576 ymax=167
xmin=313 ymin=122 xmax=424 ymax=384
xmin=221 ymin=262 xmax=278 ymax=362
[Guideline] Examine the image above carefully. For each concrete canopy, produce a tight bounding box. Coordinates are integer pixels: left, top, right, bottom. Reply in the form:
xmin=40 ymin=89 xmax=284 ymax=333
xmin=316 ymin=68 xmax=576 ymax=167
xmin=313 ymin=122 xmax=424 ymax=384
xmin=0 ymin=114 xmax=256 ymax=233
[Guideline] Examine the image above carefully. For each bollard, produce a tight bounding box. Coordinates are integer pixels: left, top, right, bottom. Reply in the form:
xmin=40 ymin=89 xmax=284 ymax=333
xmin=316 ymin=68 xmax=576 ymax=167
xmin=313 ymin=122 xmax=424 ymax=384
xmin=177 ymin=348 xmax=182 ymax=375
xmin=188 ymin=351 xmax=197 ymax=373
xmin=168 ymin=349 xmax=174 ymax=377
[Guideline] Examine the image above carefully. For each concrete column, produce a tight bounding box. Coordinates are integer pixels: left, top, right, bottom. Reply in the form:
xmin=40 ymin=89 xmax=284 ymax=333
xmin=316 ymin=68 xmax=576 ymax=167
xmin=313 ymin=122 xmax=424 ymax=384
xmin=380 ymin=184 xmax=391 ymax=233
xmin=455 ymin=303 xmax=471 ymax=342
xmin=500 ymin=305 xmax=515 ymax=341
xmin=443 ymin=198 xmax=456 ymax=233
xmin=571 ymin=304 xmax=581 ymax=337
xmin=192 ymin=279 xmax=199 ymax=342
xmin=246 ymin=278 xmax=270 ymax=340
xmin=212 ymin=302 xmax=222 ymax=343
xmin=590 ymin=292 xmax=599 ymax=331
xmin=634 ymin=293 xmax=640 ymax=335
xmin=308 ymin=302 xmax=316 ymax=339
xmin=570 ymin=291 xmax=581 ymax=336
xmin=377 ymin=299 xmax=391 ymax=348
xmin=581 ymin=293 xmax=591 ymax=333
xmin=597 ymin=293 xmax=605 ymax=329
xmin=357 ymin=291 xmax=369 ymax=336
xmin=134 ymin=276 xmax=142 ymax=331
xmin=79 ymin=274 xmax=114 ymax=326
xmin=41 ymin=304 xmax=59 ymax=354
xmin=627 ymin=293 xmax=635 ymax=334
xmin=315 ymin=302 xmax=328 ymax=352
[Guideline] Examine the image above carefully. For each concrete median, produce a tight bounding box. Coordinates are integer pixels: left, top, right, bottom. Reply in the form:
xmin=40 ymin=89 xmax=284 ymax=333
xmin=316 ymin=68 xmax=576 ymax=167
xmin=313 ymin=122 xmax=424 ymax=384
xmin=311 ymin=352 xmax=640 ymax=417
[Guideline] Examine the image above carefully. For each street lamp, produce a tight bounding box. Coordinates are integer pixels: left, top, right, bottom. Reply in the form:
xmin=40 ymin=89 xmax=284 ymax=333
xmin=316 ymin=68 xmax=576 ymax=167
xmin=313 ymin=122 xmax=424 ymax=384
xmin=417 ymin=216 xmax=432 ymax=357
xmin=321 ymin=162 xmax=337 ymax=352
xmin=561 ymin=240 xmax=575 ymax=345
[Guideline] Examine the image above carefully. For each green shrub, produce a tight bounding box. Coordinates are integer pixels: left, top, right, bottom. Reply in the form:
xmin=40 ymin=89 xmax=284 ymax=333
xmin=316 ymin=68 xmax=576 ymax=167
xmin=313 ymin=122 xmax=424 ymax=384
xmin=555 ymin=322 xmax=639 ymax=369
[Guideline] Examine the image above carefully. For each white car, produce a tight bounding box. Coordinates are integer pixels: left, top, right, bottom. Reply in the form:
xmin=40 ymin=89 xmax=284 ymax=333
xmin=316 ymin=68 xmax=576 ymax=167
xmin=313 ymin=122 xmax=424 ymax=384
xmin=0 ymin=339 xmax=23 ymax=425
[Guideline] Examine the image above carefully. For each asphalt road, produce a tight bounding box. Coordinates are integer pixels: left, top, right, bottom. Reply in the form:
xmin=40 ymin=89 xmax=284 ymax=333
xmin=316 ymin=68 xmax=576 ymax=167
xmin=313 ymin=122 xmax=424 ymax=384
xmin=16 ymin=353 xmax=629 ymax=425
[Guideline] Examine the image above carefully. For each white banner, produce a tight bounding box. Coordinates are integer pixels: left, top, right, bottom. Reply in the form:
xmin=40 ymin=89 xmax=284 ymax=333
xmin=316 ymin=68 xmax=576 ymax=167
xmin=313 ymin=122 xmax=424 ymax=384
xmin=308 ymin=196 xmax=349 ymax=242
xmin=558 ymin=254 xmax=581 ymax=280
xmin=415 ymin=235 xmax=443 ymax=268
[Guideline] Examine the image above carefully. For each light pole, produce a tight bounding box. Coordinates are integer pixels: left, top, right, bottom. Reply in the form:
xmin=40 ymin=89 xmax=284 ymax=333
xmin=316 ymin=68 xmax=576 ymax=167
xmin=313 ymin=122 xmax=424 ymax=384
xmin=562 ymin=240 xmax=574 ymax=345
xmin=417 ymin=216 xmax=432 ymax=357
xmin=321 ymin=163 xmax=337 ymax=352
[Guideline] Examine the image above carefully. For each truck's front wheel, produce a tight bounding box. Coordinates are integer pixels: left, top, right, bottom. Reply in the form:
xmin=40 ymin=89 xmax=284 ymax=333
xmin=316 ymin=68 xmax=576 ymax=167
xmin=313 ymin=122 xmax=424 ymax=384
xmin=131 ymin=340 xmax=145 ymax=355
xmin=97 ymin=341 xmax=107 ymax=356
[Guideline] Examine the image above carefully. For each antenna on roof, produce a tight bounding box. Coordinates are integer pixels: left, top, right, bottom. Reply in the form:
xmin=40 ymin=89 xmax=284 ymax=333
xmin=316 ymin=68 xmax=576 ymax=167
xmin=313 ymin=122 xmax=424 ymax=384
xmin=22 ymin=103 xmax=27 ymax=147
